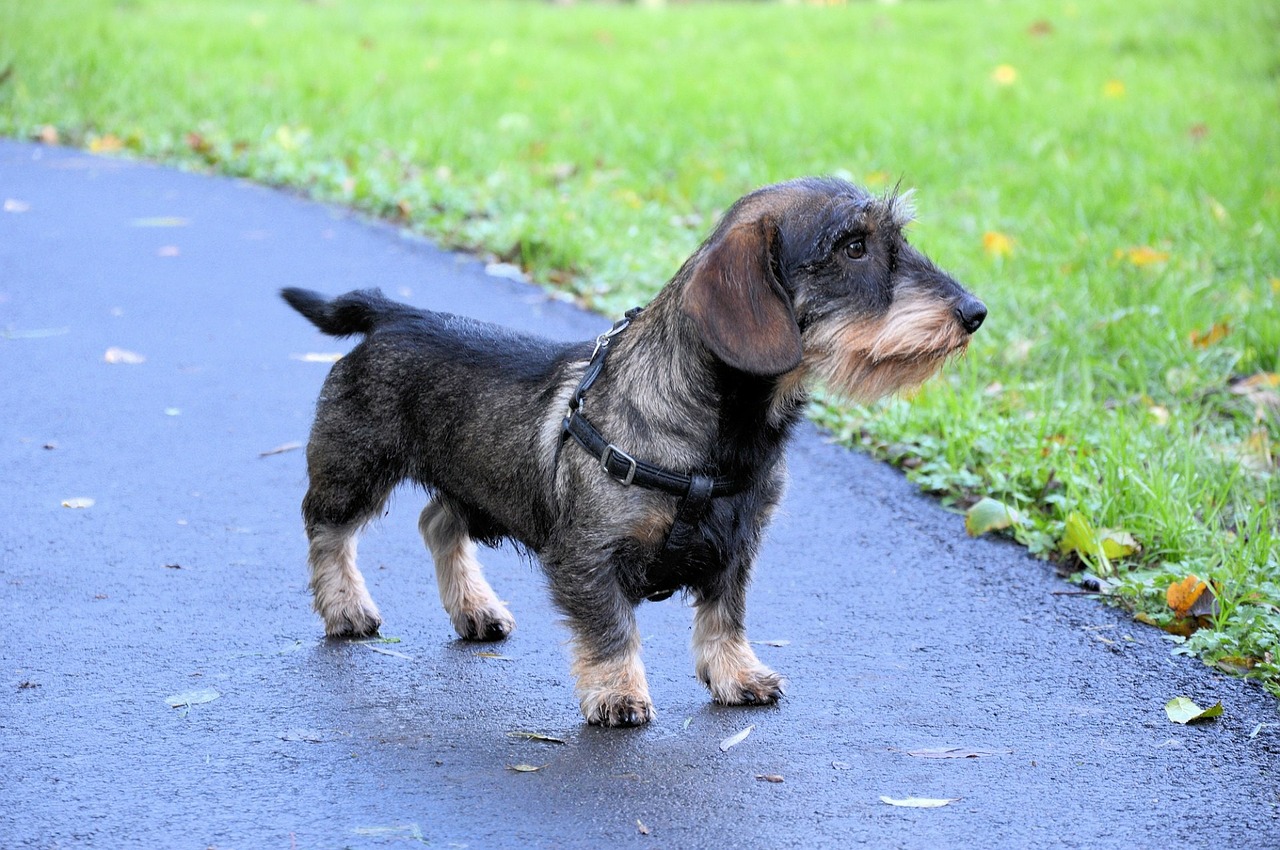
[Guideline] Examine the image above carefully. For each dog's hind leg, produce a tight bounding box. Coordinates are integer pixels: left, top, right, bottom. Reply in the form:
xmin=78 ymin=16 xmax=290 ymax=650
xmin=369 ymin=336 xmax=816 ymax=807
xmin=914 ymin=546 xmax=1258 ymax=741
xmin=692 ymin=575 xmax=786 ymax=706
xmin=419 ymin=496 xmax=515 ymax=641
xmin=301 ymin=449 xmax=396 ymax=638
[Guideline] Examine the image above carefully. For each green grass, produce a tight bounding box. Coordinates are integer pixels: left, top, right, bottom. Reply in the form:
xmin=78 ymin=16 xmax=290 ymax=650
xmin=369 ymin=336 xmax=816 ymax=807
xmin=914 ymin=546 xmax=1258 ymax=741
xmin=2 ymin=0 xmax=1277 ymax=693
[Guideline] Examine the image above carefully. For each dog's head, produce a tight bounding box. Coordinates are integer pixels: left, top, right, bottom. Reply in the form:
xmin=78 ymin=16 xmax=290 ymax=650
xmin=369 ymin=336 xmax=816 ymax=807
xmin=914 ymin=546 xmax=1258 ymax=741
xmin=680 ymin=177 xmax=985 ymax=401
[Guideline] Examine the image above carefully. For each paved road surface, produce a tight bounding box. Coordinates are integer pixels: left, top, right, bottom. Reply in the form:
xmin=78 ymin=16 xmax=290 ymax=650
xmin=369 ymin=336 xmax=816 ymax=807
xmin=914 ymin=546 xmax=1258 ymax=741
xmin=1 ymin=140 xmax=1276 ymax=848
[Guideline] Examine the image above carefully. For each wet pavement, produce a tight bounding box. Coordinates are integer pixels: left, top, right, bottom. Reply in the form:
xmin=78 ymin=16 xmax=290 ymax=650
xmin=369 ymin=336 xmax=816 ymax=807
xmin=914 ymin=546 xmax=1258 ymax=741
xmin=2 ymin=139 xmax=1277 ymax=848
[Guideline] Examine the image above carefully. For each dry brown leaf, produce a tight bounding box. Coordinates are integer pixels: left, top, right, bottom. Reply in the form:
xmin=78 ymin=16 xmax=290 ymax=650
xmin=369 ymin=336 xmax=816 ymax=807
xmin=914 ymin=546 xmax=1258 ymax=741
xmin=755 ymin=774 xmax=784 ymax=783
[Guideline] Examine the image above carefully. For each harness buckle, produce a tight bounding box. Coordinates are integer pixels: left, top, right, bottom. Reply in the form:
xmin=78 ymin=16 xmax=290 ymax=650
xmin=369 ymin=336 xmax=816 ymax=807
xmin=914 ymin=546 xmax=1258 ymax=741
xmin=601 ymin=444 xmax=638 ymax=486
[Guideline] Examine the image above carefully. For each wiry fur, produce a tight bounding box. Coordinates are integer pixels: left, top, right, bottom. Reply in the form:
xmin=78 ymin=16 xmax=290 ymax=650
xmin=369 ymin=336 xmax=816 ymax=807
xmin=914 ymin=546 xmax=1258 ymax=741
xmin=282 ymin=176 xmax=985 ymax=726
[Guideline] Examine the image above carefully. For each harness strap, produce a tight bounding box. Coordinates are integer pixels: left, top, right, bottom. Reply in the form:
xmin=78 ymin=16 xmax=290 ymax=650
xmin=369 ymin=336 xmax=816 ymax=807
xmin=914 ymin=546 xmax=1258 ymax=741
xmin=560 ymin=310 xmax=750 ymax=600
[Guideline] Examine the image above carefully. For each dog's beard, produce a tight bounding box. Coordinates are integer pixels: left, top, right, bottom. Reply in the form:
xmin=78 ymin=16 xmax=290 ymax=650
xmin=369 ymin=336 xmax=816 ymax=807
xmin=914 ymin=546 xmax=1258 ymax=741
xmin=802 ymin=295 xmax=970 ymax=403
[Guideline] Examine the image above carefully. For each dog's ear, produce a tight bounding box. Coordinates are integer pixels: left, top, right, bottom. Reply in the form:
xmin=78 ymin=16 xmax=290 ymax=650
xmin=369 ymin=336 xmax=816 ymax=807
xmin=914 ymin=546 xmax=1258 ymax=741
xmin=681 ymin=215 xmax=803 ymax=376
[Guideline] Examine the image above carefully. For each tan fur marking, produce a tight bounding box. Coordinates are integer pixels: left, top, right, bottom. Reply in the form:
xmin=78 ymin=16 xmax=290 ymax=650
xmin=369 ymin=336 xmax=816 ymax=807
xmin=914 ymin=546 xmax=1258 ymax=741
xmin=571 ymin=636 xmax=654 ymax=726
xmin=420 ymin=500 xmax=515 ymax=640
xmin=692 ymin=598 xmax=785 ymax=705
xmin=308 ymin=524 xmax=382 ymax=637
xmin=802 ymin=291 xmax=969 ymax=402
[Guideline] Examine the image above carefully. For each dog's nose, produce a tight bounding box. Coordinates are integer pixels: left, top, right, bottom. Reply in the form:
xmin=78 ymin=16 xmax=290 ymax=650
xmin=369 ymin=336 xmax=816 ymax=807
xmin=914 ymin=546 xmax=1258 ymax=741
xmin=955 ymin=297 xmax=987 ymax=334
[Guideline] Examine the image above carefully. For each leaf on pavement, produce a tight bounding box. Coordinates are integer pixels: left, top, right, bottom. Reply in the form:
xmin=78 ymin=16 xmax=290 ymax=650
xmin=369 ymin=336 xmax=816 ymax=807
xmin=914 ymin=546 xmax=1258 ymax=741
xmin=755 ymin=774 xmax=784 ymax=783
xmin=1165 ymin=697 xmax=1223 ymax=724
xmin=61 ymin=497 xmax=95 ymax=509
xmin=130 ymin=216 xmax=190 ymax=228
xmin=104 ymin=347 xmax=145 ymax=364
xmin=907 ymin=747 xmax=1013 ymax=759
xmin=507 ymin=763 xmax=546 ymax=773
xmin=165 ymin=687 xmax=220 ymax=709
xmin=880 ymin=796 xmax=959 ymax=808
xmin=506 ymin=731 xmax=566 ymax=744
xmin=259 ymin=441 xmax=304 ymax=457
xmin=719 ymin=724 xmax=754 ymax=752
xmin=636 ymin=819 xmax=651 ymax=835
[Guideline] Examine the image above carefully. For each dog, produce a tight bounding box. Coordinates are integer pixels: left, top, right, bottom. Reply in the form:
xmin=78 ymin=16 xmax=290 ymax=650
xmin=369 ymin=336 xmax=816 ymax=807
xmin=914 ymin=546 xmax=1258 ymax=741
xmin=282 ymin=176 xmax=985 ymax=726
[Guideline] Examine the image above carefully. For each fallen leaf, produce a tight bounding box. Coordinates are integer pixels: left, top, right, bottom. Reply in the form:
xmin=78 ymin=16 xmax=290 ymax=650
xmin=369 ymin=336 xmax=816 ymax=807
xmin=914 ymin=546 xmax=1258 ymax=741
xmin=475 ymin=651 xmax=514 ymax=660
xmin=3 ymin=326 xmax=70 ymax=339
xmin=3 ymin=198 xmax=30 ymax=213
xmin=279 ymin=728 xmax=326 ymax=743
xmin=982 ymin=231 xmax=1015 ymax=258
xmin=507 ymin=763 xmax=546 ymax=773
xmin=130 ymin=216 xmax=189 ymax=228
xmin=719 ymin=724 xmax=754 ymax=752
xmin=1117 ymin=245 xmax=1170 ymax=267
xmin=636 ymin=819 xmax=650 ymax=836
xmin=61 ymin=497 xmax=95 ymax=509
xmin=907 ymin=747 xmax=1013 ymax=759
xmin=991 ymin=64 xmax=1018 ymax=85
xmin=89 ymin=134 xmax=123 ymax=153
xmin=291 ymin=352 xmax=344 ymax=363
xmin=880 ymin=796 xmax=959 ymax=808
xmin=259 ymin=441 xmax=304 ymax=457
xmin=1166 ymin=575 xmax=1218 ymax=619
xmin=755 ymin=774 xmax=784 ymax=783
xmin=1229 ymin=372 xmax=1280 ymax=412
xmin=506 ymin=731 xmax=566 ymax=744
xmin=1098 ymin=529 xmax=1139 ymax=560
xmin=357 ymin=643 xmax=414 ymax=660
xmin=1165 ymin=697 xmax=1223 ymax=724
xmin=965 ymin=497 xmax=1021 ymax=536
xmin=104 ymin=347 xmax=145 ymax=364
xmin=1189 ymin=321 xmax=1230 ymax=348
xmin=165 ymin=687 xmax=220 ymax=709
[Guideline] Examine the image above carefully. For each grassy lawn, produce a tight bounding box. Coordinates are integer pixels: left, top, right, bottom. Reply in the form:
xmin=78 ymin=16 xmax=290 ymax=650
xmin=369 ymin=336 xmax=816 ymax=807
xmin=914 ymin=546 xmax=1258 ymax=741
xmin=2 ymin=0 xmax=1277 ymax=694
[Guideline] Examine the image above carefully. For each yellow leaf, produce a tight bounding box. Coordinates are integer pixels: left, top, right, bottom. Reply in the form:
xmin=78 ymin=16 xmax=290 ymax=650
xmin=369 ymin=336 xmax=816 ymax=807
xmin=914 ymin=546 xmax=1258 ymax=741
xmin=1117 ymin=246 xmax=1169 ymax=266
xmin=1102 ymin=80 xmax=1126 ymax=98
xmin=1188 ymin=321 xmax=1230 ymax=349
xmin=982 ymin=231 xmax=1014 ymax=258
xmin=89 ymin=134 xmax=123 ymax=153
xmin=991 ymin=64 xmax=1018 ymax=86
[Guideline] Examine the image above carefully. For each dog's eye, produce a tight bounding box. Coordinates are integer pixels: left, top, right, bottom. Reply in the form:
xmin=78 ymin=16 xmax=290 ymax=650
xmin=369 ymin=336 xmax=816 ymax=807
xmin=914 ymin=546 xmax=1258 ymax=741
xmin=843 ymin=238 xmax=867 ymax=260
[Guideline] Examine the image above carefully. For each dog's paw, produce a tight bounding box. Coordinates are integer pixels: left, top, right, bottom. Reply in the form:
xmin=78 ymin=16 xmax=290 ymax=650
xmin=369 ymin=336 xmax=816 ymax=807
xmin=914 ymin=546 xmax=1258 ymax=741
xmin=706 ymin=667 xmax=786 ymax=706
xmin=451 ymin=603 xmax=516 ymax=642
xmin=323 ymin=602 xmax=383 ymax=639
xmin=582 ymin=692 xmax=655 ymax=727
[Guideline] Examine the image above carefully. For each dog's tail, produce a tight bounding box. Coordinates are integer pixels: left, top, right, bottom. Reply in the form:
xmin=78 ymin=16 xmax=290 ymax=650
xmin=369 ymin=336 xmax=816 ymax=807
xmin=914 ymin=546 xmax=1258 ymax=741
xmin=280 ymin=287 xmax=408 ymax=338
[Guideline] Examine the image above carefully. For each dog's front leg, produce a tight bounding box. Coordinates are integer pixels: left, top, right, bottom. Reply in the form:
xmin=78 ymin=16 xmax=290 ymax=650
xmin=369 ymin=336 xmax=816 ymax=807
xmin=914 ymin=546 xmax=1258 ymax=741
xmin=553 ymin=570 xmax=653 ymax=726
xmin=692 ymin=575 xmax=785 ymax=706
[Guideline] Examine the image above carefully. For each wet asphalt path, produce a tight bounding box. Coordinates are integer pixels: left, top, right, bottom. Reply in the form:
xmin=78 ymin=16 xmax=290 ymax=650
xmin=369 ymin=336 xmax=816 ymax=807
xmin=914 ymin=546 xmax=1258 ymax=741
xmin=1 ymin=139 xmax=1277 ymax=848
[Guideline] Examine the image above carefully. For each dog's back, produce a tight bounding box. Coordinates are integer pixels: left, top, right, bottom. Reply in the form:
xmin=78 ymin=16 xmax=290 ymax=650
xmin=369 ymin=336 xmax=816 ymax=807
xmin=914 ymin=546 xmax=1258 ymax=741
xmin=282 ymin=287 xmax=582 ymax=549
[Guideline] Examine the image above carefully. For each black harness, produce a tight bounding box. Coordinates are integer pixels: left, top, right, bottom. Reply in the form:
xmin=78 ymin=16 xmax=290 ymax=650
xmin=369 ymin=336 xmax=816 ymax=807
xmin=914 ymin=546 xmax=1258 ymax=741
xmin=560 ymin=309 xmax=748 ymax=600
